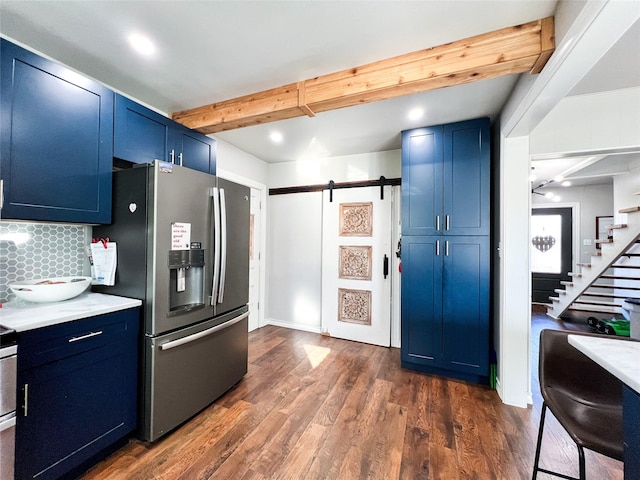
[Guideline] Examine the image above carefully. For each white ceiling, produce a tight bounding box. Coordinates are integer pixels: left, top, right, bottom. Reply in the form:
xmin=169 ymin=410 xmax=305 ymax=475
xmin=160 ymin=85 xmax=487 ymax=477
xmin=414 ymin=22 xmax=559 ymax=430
xmin=0 ymin=1 xmax=637 ymax=169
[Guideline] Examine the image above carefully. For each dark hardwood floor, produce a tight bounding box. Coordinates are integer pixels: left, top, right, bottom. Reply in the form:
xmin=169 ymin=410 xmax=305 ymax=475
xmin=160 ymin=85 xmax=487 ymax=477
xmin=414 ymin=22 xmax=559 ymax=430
xmin=82 ymin=316 xmax=623 ymax=480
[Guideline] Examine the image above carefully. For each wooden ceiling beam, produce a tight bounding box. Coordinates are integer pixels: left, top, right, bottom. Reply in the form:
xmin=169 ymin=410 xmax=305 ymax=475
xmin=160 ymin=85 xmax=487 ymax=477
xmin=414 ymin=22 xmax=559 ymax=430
xmin=172 ymin=17 xmax=554 ymax=134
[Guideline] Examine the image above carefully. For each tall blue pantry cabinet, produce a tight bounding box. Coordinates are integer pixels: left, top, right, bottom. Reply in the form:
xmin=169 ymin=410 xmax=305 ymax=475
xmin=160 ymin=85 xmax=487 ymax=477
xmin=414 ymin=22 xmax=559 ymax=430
xmin=401 ymin=118 xmax=491 ymax=384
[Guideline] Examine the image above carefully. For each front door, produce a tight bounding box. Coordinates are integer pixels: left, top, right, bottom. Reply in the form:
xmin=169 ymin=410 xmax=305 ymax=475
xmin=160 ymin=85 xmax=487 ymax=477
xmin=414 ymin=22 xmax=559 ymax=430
xmin=531 ymin=207 xmax=573 ymax=304
xmin=321 ymin=186 xmax=393 ymax=347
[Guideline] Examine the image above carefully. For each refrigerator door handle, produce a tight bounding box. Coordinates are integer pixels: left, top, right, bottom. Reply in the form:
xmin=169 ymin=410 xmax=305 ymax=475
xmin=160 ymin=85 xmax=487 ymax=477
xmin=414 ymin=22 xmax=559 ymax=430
xmin=211 ymin=187 xmax=221 ymax=305
xmin=218 ymin=188 xmax=228 ymax=303
xmin=159 ymin=312 xmax=249 ymax=351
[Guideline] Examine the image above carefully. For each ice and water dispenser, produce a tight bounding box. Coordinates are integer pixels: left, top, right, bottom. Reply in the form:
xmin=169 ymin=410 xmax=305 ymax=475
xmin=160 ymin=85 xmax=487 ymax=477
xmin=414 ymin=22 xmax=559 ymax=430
xmin=168 ymin=249 xmax=205 ymax=315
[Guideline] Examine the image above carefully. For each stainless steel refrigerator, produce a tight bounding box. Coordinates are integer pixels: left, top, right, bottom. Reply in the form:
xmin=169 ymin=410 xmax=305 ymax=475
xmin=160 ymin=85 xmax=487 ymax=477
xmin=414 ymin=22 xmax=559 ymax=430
xmin=94 ymin=161 xmax=249 ymax=442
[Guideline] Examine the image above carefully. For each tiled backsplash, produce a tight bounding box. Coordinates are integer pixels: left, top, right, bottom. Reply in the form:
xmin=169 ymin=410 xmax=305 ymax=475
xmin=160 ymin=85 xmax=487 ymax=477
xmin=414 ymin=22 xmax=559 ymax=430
xmin=0 ymin=221 xmax=90 ymax=303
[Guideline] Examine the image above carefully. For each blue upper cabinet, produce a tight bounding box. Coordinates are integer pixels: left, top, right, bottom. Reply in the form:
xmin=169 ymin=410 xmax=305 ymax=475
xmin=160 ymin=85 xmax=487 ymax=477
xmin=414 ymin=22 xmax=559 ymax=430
xmin=0 ymin=39 xmax=113 ymax=224
xmin=173 ymin=123 xmax=217 ymax=175
xmin=114 ymin=94 xmax=173 ymax=164
xmin=402 ymin=117 xmax=490 ymax=236
xmin=401 ymin=126 xmax=443 ymax=236
xmin=114 ymin=94 xmax=216 ymax=175
xmin=443 ymin=119 xmax=490 ymax=236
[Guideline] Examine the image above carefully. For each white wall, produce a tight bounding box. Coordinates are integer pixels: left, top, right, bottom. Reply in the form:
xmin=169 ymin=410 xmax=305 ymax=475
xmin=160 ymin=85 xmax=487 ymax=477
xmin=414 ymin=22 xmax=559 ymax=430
xmin=532 ymin=183 xmax=614 ymax=264
xmin=530 ymin=87 xmax=640 ymax=156
xmin=497 ymin=134 xmax=532 ymax=408
xmin=268 ymin=150 xmax=401 ymax=187
xmin=215 ymin=138 xmax=269 ymax=186
xmin=613 ymin=155 xmax=640 ymax=216
xmin=267 ymin=192 xmax=324 ymax=331
xmin=265 ymin=150 xmax=401 ymax=334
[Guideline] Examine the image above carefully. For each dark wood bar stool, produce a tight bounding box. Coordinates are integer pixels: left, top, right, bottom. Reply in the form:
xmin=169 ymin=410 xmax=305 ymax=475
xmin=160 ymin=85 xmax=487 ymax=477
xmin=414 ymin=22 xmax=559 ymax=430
xmin=532 ymin=329 xmax=624 ymax=480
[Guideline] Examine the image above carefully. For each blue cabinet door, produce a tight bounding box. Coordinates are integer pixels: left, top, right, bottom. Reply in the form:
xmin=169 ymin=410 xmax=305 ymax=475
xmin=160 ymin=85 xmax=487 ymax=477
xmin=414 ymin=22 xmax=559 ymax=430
xmin=172 ymin=124 xmax=217 ymax=175
xmin=15 ymin=309 xmax=139 ymax=480
xmin=114 ymin=94 xmax=216 ymax=174
xmin=441 ymin=236 xmax=490 ymax=375
xmin=443 ymin=118 xmax=490 ymax=236
xmin=0 ymin=39 xmax=113 ymax=224
xmin=401 ymin=236 xmax=443 ymax=367
xmin=114 ymin=94 xmax=172 ymax=164
xmin=401 ymin=126 xmax=443 ymax=236
xmin=401 ymin=118 xmax=490 ymax=237
xmin=624 ymin=386 xmax=640 ymax=480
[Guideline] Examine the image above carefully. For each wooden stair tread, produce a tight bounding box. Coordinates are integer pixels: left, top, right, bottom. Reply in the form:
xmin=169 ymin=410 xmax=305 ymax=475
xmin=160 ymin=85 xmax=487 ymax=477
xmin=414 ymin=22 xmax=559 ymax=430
xmin=576 ymin=262 xmax=592 ymax=267
xmin=619 ymin=206 xmax=640 ymax=213
xmin=595 ymin=238 xmax=613 ymax=244
xmin=560 ymin=281 xmax=574 ymax=287
xmin=568 ymin=272 xmax=582 ymax=277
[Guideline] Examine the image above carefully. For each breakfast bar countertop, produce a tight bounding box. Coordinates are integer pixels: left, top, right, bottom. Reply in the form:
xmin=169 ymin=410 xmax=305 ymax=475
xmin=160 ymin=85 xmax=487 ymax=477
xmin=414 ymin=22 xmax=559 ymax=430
xmin=0 ymin=292 xmax=142 ymax=332
xmin=568 ymin=334 xmax=640 ymax=394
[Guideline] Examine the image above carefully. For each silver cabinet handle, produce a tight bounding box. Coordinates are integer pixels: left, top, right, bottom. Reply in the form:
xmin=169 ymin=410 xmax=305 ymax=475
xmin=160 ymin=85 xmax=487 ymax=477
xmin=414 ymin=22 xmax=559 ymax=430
xmin=23 ymin=383 xmax=29 ymax=417
xmin=160 ymin=312 xmax=249 ymax=351
xmin=178 ymin=152 xmax=183 ymax=166
xmin=436 ymin=240 xmax=440 ymax=256
xmin=170 ymin=149 xmax=175 ymax=164
xmin=68 ymin=330 xmax=103 ymax=343
xmin=446 ymin=215 xmax=450 ymax=231
xmin=446 ymin=241 xmax=450 ymax=256
xmin=436 ymin=215 xmax=440 ymax=231
xmin=0 ymin=179 xmax=4 ymax=209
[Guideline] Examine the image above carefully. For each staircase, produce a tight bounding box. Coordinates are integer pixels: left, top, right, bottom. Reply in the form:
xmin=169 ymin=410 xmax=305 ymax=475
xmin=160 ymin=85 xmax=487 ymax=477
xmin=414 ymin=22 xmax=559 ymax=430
xmin=546 ymin=206 xmax=640 ymax=319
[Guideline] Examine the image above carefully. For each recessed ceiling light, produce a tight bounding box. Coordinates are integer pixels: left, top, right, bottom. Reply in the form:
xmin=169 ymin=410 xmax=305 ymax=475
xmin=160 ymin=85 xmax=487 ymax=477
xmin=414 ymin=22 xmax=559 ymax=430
xmin=553 ymin=175 xmax=564 ymax=182
xmin=128 ymin=33 xmax=156 ymax=56
xmin=408 ymin=108 xmax=424 ymax=121
xmin=544 ymin=192 xmax=555 ymax=199
xmin=270 ymin=131 xmax=283 ymax=144
xmin=562 ymin=180 xmax=571 ymax=187
xmin=553 ymin=195 xmax=561 ymax=202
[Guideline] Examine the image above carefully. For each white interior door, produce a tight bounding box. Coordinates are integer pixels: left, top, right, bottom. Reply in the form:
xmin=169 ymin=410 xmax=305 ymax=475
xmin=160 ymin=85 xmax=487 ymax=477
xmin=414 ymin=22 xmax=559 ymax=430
xmin=248 ymin=187 xmax=261 ymax=332
xmin=321 ymin=186 xmax=392 ymax=346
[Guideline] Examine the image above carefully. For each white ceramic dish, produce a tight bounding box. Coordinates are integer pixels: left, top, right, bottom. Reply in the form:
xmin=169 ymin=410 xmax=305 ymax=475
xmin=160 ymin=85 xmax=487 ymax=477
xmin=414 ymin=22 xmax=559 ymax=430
xmin=9 ymin=276 xmax=92 ymax=303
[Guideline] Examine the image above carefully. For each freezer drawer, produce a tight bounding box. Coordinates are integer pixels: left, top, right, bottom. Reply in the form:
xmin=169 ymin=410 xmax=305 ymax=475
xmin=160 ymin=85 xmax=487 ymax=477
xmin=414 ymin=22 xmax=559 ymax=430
xmin=142 ymin=308 xmax=248 ymax=441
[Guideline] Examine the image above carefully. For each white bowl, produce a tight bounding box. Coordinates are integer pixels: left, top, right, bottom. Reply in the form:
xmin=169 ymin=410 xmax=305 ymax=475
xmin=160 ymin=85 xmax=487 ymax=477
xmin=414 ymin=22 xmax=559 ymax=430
xmin=9 ymin=276 xmax=92 ymax=303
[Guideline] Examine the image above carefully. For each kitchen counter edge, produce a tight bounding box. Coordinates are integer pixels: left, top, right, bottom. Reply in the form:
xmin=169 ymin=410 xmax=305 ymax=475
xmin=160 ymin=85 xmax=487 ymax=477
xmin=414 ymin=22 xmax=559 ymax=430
xmin=0 ymin=292 xmax=142 ymax=332
xmin=568 ymin=334 xmax=640 ymax=394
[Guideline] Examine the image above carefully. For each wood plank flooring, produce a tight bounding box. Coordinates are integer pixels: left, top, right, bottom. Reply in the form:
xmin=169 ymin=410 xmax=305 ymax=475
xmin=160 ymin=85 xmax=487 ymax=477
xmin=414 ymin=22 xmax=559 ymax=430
xmin=82 ymin=321 xmax=623 ymax=479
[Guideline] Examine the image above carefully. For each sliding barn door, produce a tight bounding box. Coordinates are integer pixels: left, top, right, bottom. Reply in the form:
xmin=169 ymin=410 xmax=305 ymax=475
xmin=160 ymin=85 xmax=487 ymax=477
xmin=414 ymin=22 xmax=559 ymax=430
xmin=321 ymin=186 xmax=392 ymax=346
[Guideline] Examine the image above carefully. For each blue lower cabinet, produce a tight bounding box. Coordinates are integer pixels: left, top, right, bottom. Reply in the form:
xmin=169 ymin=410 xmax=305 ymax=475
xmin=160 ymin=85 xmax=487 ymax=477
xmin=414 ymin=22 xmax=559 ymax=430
xmin=15 ymin=309 xmax=139 ymax=480
xmin=0 ymin=39 xmax=113 ymax=224
xmin=624 ymin=386 xmax=640 ymax=479
xmin=401 ymin=236 xmax=490 ymax=384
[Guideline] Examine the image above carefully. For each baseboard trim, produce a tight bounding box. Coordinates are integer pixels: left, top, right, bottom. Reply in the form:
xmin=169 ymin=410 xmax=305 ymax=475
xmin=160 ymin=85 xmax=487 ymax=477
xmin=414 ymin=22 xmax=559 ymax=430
xmin=264 ymin=318 xmax=323 ymax=334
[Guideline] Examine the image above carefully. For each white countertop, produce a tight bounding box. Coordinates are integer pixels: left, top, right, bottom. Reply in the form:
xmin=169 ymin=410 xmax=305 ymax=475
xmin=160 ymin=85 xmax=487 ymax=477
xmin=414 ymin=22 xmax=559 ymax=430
xmin=0 ymin=292 xmax=141 ymax=332
xmin=569 ymin=335 xmax=640 ymax=394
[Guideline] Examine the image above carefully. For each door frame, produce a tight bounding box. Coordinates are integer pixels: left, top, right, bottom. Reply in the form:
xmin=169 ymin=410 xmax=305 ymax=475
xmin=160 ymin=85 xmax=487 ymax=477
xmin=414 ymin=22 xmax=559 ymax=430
xmin=217 ymin=168 xmax=267 ymax=331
